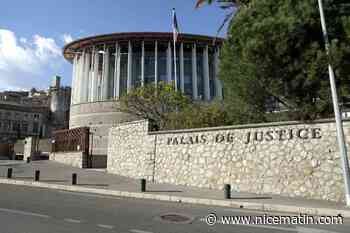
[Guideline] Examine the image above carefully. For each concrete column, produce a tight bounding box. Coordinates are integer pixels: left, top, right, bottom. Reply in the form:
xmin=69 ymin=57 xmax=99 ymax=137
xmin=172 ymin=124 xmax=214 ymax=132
xmin=75 ymin=54 xmax=82 ymax=104
xmin=82 ymin=52 xmax=91 ymax=103
xmin=214 ymin=48 xmax=223 ymax=100
xmin=71 ymin=54 xmax=78 ymax=105
xmin=192 ymin=43 xmax=198 ymax=100
xmin=166 ymin=41 xmax=172 ymax=84
xmin=127 ymin=41 xmax=133 ymax=93
xmin=116 ymin=44 xmax=121 ymax=98
xmin=89 ymin=48 xmax=95 ymax=102
xmin=154 ymin=40 xmax=158 ymax=88
xmin=180 ymin=43 xmax=185 ymax=93
xmin=113 ymin=43 xmax=119 ymax=99
xmin=93 ymin=49 xmax=99 ymax=101
xmin=203 ymin=45 xmax=210 ymax=101
xmin=102 ymin=46 xmax=110 ymax=100
xmin=78 ymin=51 xmax=86 ymax=103
xmin=141 ymin=41 xmax=145 ymax=86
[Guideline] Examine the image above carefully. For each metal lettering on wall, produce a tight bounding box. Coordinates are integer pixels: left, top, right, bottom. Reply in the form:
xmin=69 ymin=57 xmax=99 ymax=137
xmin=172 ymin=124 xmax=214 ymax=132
xmin=166 ymin=128 xmax=322 ymax=145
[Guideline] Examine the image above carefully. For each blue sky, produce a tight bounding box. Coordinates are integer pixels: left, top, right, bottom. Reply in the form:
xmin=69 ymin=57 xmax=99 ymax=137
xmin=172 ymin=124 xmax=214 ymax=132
xmin=0 ymin=0 xmax=228 ymax=91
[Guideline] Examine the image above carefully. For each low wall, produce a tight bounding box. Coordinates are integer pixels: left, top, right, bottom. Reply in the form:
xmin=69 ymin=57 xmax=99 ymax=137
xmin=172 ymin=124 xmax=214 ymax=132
xmin=107 ymin=119 xmax=350 ymax=203
xmin=49 ymin=151 xmax=87 ymax=168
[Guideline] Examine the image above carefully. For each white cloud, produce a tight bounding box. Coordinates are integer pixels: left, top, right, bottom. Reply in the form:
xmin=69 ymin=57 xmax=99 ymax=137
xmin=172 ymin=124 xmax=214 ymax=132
xmin=0 ymin=29 xmax=64 ymax=90
xmin=61 ymin=33 xmax=73 ymax=44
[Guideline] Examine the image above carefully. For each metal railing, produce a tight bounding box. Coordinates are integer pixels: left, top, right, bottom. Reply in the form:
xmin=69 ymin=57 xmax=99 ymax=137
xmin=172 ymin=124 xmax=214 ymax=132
xmin=52 ymin=127 xmax=89 ymax=153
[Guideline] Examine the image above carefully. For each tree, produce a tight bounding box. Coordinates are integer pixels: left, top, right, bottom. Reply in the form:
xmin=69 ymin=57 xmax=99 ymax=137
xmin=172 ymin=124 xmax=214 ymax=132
xmin=118 ymin=82 xmax=190 ymax=130
xmin=195 ymin=0 xmax=241 ymax=36
xmin=216 ymin=0 xmax=350 ymax=122
xmin=166 ymin=101 xmax=232 ymax=130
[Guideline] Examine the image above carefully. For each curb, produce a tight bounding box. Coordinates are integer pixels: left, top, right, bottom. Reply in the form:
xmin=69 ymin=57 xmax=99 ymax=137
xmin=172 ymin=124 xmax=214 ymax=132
xmin=0 ymin=178 xmax=349 ymax=218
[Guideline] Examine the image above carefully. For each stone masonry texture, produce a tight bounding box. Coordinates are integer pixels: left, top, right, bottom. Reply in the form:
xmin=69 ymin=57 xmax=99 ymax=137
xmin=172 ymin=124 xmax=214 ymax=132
xmin=107 ymin=119 xmax=350 ymax=203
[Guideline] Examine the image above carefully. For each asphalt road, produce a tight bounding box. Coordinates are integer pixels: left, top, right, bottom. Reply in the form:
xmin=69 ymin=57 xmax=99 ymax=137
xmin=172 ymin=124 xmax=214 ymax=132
xmin=0 ymin=184 xmax=348 ymax=233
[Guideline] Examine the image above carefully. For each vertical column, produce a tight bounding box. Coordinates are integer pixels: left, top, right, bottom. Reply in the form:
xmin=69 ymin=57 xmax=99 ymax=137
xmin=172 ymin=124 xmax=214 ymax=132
xmin=127 ymin=41 xmax=133 ymax=93
xmin=116 ymin=44 xmax=121 ymax=99
xmin=102 ymin=46 xmax=110 ymax=100
xmin=203 ymin=45 xmax=210 ymax=101
xmin=154 ymin=41 xmax=158 ymax=88
xmin=75 ymin=54 xmax=82 ymax=104
xmin=89 ymin=47 xmax=95 ymax=102
xmin=93 ymin=48 xmax=99 ymax=101
xmin=141 ymin=41 xmax=145 ymax=86
xmin=71 ymin=54 xmax=78 ymax=105
xmin=113 ymin=43 xmax=119 ymax=99
xmin=179 ymin=43 xmax=185 ymax=93
xmin=82 ymin=51 xmax=91 ymax=103
xmin=214 ymin=47 xmax=223 ymax=100
xmin=78 ymin=50 xmax=86 ymax=103
xmin=166 ymin=41 xmax=172 ymax=84
xmin=191 ymin=43 xmax=198 ymax=100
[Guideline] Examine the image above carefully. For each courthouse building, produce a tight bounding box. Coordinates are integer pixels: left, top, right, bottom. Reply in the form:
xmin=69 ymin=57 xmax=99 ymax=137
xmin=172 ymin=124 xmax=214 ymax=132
xmin=63 ymin=32 xmax=224 ymax=166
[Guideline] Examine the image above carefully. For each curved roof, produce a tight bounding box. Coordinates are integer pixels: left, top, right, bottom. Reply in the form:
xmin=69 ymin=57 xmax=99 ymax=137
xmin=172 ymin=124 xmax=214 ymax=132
xmin=63 ymin=32 xmax=224 ymax=61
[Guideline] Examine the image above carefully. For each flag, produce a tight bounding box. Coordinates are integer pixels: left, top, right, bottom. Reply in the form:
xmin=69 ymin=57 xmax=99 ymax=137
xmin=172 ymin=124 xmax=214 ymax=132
xmin=172 ymin=8 xmax=180 ymax=43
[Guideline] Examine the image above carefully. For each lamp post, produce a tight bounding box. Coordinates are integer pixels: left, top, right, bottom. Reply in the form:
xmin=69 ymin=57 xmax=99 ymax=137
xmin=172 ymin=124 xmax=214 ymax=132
xmin=317 ymin=0 xmax=350 ymax=205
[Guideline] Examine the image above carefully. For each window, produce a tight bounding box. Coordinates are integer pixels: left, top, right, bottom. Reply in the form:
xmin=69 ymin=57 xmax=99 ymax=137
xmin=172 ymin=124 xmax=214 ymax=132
xmin=33 ymin=122 xmax=39 ymax=134
xmin=12 ymin=121 xmax=20 ymax=132
xmin=22 ymin=121 xmax=28 ymax=133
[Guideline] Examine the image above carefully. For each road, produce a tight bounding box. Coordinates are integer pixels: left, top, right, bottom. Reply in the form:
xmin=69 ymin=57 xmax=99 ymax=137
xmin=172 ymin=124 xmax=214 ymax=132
xmin=0 ymin=184 xmax=348 ymax=233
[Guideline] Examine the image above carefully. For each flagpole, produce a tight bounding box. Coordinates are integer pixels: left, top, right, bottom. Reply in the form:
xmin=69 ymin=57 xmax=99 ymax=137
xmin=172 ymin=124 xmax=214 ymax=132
xmin=317 ymin=0 xmax=350 ymax=205
xmin=173 ymin=37 xmax=178 ymax=91
xmin=172 ymin=9 xmax=178 ymax=92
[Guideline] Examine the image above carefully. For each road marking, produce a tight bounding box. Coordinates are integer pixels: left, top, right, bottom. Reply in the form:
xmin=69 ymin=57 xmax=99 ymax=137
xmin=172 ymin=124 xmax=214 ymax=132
xmin=64 ymin=218 xmax=81 ymax=223
xmin=58 ymin=190 xmax=121 ymax=200
xmin=97 ymin=224 xmax=114 ymax=229
xmin=0 ymin=207 xmax=50 ymax=218
xmin=130 ymin=229 xmax=154 ymax=233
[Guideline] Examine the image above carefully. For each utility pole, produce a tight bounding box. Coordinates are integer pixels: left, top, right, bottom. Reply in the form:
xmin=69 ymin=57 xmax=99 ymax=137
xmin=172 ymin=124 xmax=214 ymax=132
xmin=317 ymin=0 xmax=350 ymax=205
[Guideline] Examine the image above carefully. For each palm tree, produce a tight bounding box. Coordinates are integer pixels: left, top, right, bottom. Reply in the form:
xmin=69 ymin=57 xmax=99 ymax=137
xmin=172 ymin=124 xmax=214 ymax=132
xmin=195 ymin=0 xmax=249 ymax=36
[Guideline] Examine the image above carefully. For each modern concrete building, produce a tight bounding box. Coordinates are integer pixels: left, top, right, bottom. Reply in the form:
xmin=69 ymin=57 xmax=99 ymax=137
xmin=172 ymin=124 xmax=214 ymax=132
xmin=63 ymin=32 xmax=224 ymax=166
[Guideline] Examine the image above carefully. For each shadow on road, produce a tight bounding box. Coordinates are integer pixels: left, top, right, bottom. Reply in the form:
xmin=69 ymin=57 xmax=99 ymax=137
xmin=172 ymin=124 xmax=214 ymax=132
xmin=42 ymin=179 xmax=69 ymax=183
xmin=146 ymin=190 xmax=183 ymax=193
xmin=77 ymin=184 xmax=109 ymax=187
xmin=229 ymin=196 xmax=272 ymax=200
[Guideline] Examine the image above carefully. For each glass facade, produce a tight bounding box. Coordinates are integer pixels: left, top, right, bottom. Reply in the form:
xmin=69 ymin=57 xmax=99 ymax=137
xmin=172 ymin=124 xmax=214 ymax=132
xmin=144 ymin=44 xmax=155 ymax=85
xmin=71 ymin=38 xmax=222 ymax=104
xmin=119 ymin=44 xmax=128 ymax=96
xmin=157 ymin=43 xmax=167 ymax=83
xmin=196 ymin=47 xmax=204 ymax=100
xmin=183 ymin=44 xmax=192 ymax=97
xmin=132 ymin=43 xmax=142 ymax=88
xmin=208 ymin=48 xmax=215 ymax=99
xmin=107 ymin=47 xmax=116 ymax=100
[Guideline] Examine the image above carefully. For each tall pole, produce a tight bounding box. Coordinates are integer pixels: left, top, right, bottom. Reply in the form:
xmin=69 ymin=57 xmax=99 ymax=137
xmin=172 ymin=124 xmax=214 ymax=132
xmin=172 ymin=8 xmax=178 ymax=91
xmin=317 ymin=0 xmax=350 ymax=205
xmin=173 ymin=38 xmax=178 ymax=91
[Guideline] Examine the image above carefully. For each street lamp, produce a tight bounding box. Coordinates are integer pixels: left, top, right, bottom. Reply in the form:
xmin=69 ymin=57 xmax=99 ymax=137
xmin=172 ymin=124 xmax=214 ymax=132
xmin=317 ymin=0 xmax=350 ymax=205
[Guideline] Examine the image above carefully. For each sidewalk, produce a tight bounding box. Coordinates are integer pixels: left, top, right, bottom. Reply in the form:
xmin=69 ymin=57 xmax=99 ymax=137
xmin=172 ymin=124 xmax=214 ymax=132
xmin=0 ymin=160 xmax=349 ymax=217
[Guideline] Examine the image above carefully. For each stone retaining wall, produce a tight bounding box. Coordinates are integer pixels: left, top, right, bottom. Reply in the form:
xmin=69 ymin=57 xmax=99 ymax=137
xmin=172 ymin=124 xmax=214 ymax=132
xmin=107 ymin=119 xmax=350 ymax=202
xmin=49 ymin=151 xmax=87 ymax=168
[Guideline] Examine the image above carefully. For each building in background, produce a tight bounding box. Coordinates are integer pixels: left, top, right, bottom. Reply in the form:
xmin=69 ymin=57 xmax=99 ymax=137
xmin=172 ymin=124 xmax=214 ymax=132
xmin=63 ymin=32 xmax=224 ymax=167
xmin=0 ymin=76 xmax=71 ymax=145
